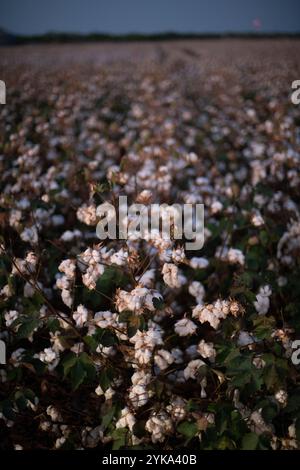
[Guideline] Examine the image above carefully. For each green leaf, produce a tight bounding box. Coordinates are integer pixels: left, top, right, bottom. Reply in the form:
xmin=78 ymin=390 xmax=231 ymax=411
xmin=112 ymin=428 xmax=127 ymax=450
xmin=16 ymin=317 xmax=40 ymax=339
xmin=62 ymin=352 xmax=95 ymax=390
xmin=62 ymin=352 xmax=78 ymax=376
xmin=101 ymin=405 xmax=116 ymax=431
xmin=242 ymin=432 xmax=259 ymax=450
xmin=70 ymin=361 xmax=87 ymax=390
xmin=99 ymin=367 xmax=115 ymax=391
xmin=94 ymin=328 xmax=118 ymax=347
xmin=253 ymin=316 xmax=276 ymax=340
xmin=177 ymin=421 xmax=198 ymax=438
xmin=152 ymin=297 xmax=164 ymax=310
xmin=263 ymin=357 xmax=288 ymax=392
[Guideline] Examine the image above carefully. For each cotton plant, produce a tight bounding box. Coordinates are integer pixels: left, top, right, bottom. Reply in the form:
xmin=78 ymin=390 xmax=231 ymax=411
xmin=0 ymin=42 xmax=300 ymax=451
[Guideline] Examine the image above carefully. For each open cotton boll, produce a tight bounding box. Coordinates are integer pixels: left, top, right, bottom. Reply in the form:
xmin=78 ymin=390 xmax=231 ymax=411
xmin=174 ymin=318 xmax=197 ymax=336
xmin=183 ymin=359 xmax=205 ymax=380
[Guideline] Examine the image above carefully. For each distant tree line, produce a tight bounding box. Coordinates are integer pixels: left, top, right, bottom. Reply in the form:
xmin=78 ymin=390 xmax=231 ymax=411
xmin=0 ymin=28 xmax=300 ymax=45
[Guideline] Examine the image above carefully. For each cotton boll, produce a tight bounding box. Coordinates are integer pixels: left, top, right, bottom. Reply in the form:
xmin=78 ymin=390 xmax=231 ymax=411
xmin=183 ymin=359 xmax=205 ymax=380
xmin=162 ymin=263 xmax=181 ymax=288
xmin=73 ymin=305 xmax=89 ymax=327
xmin=189 ymin=257 xmax=209 ymax=269
xmin=154 ymin=349 xmax=174 ymax=370
xmin=197 ymin=340 xmax=216 ymax=362
xmin=254 ymin=285 xmax=272 ymax=315
xmin=174 ymin=318 xmax=197 ymax=336
xmin=116 ymin=407 xmax=136 ymax=431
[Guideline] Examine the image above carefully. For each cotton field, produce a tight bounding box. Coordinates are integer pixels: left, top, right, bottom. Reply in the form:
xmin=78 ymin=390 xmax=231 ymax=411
xmin=0 ymin=39 xmax=300 ymax=450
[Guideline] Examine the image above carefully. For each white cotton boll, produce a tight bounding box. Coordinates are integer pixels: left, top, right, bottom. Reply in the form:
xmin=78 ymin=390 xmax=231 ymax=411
xmin=93 ymin=310 xmax=113 ymax=328
xmin=61 ymin=289 xmax=72 ymax=308
xmin=131 ymin=370 xmax=152 ymax=386
xmin=39 ymin=348 xmax=57 ymax=364
xmin=56 ymin=274 xmax=71 ymax=291
xmin=188 ymin=281 xmax=205 ymax=303
xmin=136 ymin=269 xmax=156 ymax=287
xmin=227 ymin=248 xmax=245 ymax=265
xmin=260 ymin=285 xmax=272 ymax=297
xmin=211 ymin=201 xmax=223 ymax=214
xmin=158 ymin=248 xmax=173 ymax=262
xmin=60 ymin=230 xmax=75 ymax=242
xmin=254 ymin=295 xmax=270 ymax=315
xmin=129 ymin=384 xmax=149 ymax=408
xmin=95 ymin=385 xmax=104 ymax=396
xmin=288 ymin=424 xmax=296 ymax=439
xmin=174 ymin=318 xmax=197 ymax=336
xmin=189 ymin=257 xmax=209 ymax=269
xmin=116 ymin=407 xmax=136 ymax=431
xmin=177 ymin=273 xmax=187 ymax=287
xmin=197 ymin=340 xmax=216 ymax=362
xmin=20 ymin=226 xmax=38 ymax=245
xmin=25 ymin=252 xmax=37 ymax=272
xmin=0 ymin=284 xmax=13 ymax=299
xmin=115 ymin=287 xmax=163 ymax=314
xmin=14 ymin=444 xmax=23 ymax=450
xmin=4 ymin=310 xmax=19 ymax=327
xmin=58 ymin=259 xmax=76 ymax=280
xmin=130 ymin=327 xmax=163 ymax=351
xmin=172 ymin=247 xmax=186 ymax=264
xmin=16 ymin=198 xmax=30 ymax=210
xmin=10 ymin=348 xmax=26 ymax=367
xmin=251 ymin=212 xmax=264 ymax=227
xmin=38 ymin=347 xmax=59 ymax=371
xmin=55 ymin=437 xmax=66 ymax=449
xmin=254 ymin=285 xmax=272 ymax=315
xmin=192 ymin=302 xmax=224 ymax=330
xmin=237 ymin=331 xmax=255 ymax=347
xmin=135 ymin=348 xmax=152 ymax=365
xmin=110 ymin=248 xmax=129 ymax=266
xmin=250 ymin=410 xmax=272 ymax=435
xmin=9 ymin=209 xmax=22 ymax=229
xmin=46 ymin=406 xmax=62 ymax=422
xmin=96 ymin=345 xmax=116 ymax=357
xmin=73 ymin=305 xmax=88 ymax=328
xmin=52 ymin=215 xmax=65 ymax=226
xmin=215 ymin=247 xmax=245 ymax=266
xmin=171 ymin=348 xmax=184 ymax=364
xmin=154 ymin=349 xmax=174 ymax=370
xmin=162 ymin=263 xmax=181 ymax=288
xmin=275 ymin=389 xmax=288 ymax=407
xmin=104 ymin=388 xmax=115 ymax=400
xmin=186 ymin=344 xmax=198 ymax=359
xmin=82 ymin=263 xmax=105 ymax=290
xmin=145 ymin=290 xmax=163 ymax=311
xmin=77 ymin=204 xmax=97 ymax=226
xmin=183 ymin=359 xmax=205 ymax=380
xmin=167 ymin=397 xmax=187 ymax=420
xmin=145 ymin=412 xmax=173 ymax=443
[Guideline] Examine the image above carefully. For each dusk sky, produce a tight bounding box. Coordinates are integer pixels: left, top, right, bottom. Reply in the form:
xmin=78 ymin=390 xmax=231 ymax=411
xmin=1 ymin=0 xmax=300 ymax=35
